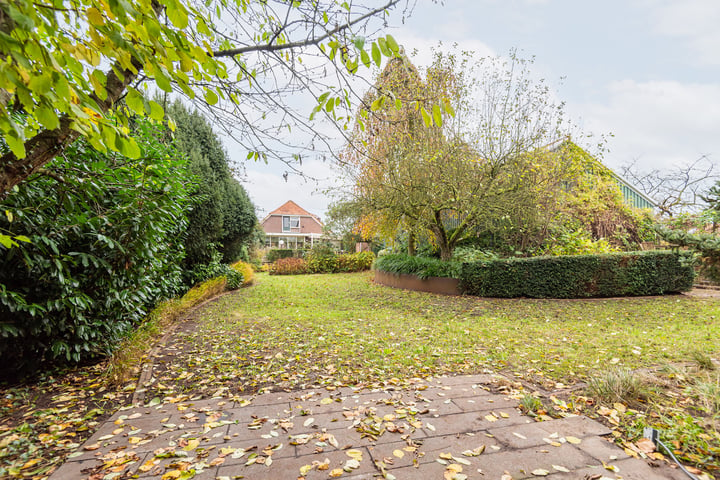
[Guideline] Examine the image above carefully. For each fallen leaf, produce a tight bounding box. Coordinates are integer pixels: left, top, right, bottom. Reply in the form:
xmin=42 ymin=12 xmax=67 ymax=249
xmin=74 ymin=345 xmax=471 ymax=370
xmin=393 ymin=449 xmax=404 ymax=458
xmin=635 ymin=438 xmax=656 ymax=454
xmin=531 ymin=469 xmax=549 ymax=476
xmin=565 ymin=436 xmax=581 ymax=444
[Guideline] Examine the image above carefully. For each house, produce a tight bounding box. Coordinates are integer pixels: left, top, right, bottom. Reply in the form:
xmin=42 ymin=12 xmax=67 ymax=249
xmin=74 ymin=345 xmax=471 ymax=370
xmin=260 ymin=200 xmax=330 ymax=249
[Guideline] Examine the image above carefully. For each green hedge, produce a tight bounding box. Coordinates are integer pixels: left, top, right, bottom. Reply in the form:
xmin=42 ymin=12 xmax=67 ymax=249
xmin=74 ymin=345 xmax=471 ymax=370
xmin=266 ymin=249 xmax=295 ymax=263
xmin=374 ymin=253 xmax=461 ymax=279
xmin=459 ymin=251 xmax=695 ymax=298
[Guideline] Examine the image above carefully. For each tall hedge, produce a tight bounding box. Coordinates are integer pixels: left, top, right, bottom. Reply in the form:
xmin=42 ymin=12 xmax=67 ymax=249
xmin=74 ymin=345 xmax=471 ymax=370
xmin=0 ymin=120 xmax=194 ymax=371
xmin=459 ymin=251 xmax=695 ymax=298
xmin=168 ymin=102 xmax=256 ymax=266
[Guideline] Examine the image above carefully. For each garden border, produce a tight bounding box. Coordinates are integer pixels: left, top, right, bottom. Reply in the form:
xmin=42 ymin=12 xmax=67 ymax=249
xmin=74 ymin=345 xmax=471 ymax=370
xmin=374 ymin=270 xmax=461 ymax=295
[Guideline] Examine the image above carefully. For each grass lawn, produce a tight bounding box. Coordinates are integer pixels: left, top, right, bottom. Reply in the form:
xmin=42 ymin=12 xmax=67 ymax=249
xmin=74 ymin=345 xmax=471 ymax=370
xmin=2 ymin=271 xmax=720 ymax=477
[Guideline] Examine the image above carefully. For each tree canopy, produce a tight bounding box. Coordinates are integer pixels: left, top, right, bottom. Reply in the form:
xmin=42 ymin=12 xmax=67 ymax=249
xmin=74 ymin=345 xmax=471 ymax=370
xmin=0 ymin=0 xmax=412 ymax=195
xmin=342 ymin=51 xmax=575 ymax=260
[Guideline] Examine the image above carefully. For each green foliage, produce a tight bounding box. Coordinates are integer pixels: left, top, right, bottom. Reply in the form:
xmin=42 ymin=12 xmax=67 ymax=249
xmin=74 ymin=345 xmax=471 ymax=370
xmin=230 ymin=260 xmax=255 ymax=287
xmin=306 ymin=245 xmax=339 ymax=273
xmin=168 ymin=102 xmax=256 ymax=267
xmin=0 ymin=119 xmax=193 ymax=371
xmin=266 ymin=249 xmax=295 ymax=263
xmin=373 ymin=253 xmax=460 ymax=279
xmin=269 ymin=257 xmax=309 ymax=275
xmin=656 ymin=225 xmax=720 ymax=282
xmin=542 ymin=228 xmax=617 ymax=256
xmin=0 ymin=0 xmax=405 ymax=195
xmin=459 ymin=251 xmax=695 ymax=298
xmin=336 ymin=251 xmax=375 ymax=272
xmin=185 ymin=248 xmax=243 ymax=289
xmin=268 ymin=250 xmax=373 ymax=275
xmin=450 ymin=246 xmax=499 ymax=263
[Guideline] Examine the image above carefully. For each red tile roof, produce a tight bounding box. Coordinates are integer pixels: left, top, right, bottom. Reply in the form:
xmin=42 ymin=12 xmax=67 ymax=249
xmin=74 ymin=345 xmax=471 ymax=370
xmin=267 ymin=201 xmax=322 ymax=223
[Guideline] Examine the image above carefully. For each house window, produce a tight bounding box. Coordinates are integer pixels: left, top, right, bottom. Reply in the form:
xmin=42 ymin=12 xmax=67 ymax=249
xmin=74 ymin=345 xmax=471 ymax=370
xmin=282 ymin=216 xmax=300 ymax=232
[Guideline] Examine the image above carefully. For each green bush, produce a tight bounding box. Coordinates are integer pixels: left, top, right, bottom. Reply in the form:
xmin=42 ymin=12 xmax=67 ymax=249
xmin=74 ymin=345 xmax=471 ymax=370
xmin=306 ymin=245 xmax=338 ymax=273
xmin=450 ymin=246 xmax=499 ymax=263
xmin=266 ymin=249 xmax=295 ymax=263
xmin=374 ymin=253 xmax=461 ymax=279
xmin=269 ymin=257 xmax=309 ymax=275
xmin=336 ymin=251 xmax=375 ymax=272
xmin=459 ymin=251 xmax=695 ymax=298
xmin=0 ymin=119 xmax=194 ymax=372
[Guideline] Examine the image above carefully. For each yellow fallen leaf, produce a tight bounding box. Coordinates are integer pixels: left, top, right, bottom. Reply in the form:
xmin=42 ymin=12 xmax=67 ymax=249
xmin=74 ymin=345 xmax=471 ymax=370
xmin=447 ymin=463 xmax=463 ymax=473
xmin=138 ymin=459 xmax=156 ymax=473
xmin=128 ymin=436 xmax=143 ymax=444
xmin=299 ymin=464 xmax=314 ymax=475
xmin=346 ymin=449 xmax=363 ymax=460
xmin=161 ymin=471 xmax=181 ymax=480
xmin=552 ymin=465 xmax=569 ymax=472
xmin=499 ymin=412 xmax=510 ymax=418
xmin=320 ymin=398 xmax=333 ymax=405
xmin=565 ymin=436 xmax=582 ymax=445
xmin=393 ymin=449 xmax=405 ymax=458
xmin=531 ymin=468 xmax=549 ymax=476
xmin=183 ymin=439 xmax=200 ymax=451
xmin=21 ymin=459 xmax=42 ymax=470
xmin=329 ymin=468 xmax=344 ymax=477
xmin=439 ymin=452 xmax=453 ymax=460
xmin=484 ymin=414 xmax=498 ymax=422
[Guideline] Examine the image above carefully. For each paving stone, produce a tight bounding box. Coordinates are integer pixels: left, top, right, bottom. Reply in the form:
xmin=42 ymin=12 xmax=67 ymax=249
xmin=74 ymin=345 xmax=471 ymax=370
xmin=420 ymin=407 xmax=530 ymax=437
xmin=224 ymin=401 xmax=292 ymax=420
xmin=471 ymin=443 xmax=596 ymax=479
xmin=536 ymin=414 xmax=612 ymax=438
xmin=47 ymin=374 xmax=683 ymax=480
xmin=51 ymin=452 xmax=148 ymax=480
xmin=574 ymin=435 xmax=631 ymax=462
xmin=292 ymin=426 xmax=370 ymax=457
xmin=543 ymin=457 xmax=688 ymax=480
xmin=247 ymin=390 xmax=300 ymax=406
xmin=487 ymin=421 xmax=558 ymax=449
xmin=216 ymin=446 xmax=377 ymax=479
xmin=451 ymin=393 xmax=518 ymax=412
xmin=369 ymin=433 xmax=504 ymax=470
xmin=428 ymin=374 xmax=497 ymax=386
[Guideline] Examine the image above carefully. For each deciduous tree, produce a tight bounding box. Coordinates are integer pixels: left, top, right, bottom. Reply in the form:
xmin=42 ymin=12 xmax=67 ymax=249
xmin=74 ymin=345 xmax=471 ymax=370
xmin=0 ymin=0 xmax=409 ymax=196
xmin=342 ymin=50 xmax=573 ymax=260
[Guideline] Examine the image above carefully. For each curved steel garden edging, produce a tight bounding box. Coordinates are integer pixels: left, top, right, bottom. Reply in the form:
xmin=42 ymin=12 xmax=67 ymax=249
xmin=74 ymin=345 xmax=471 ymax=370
xmin=374 ymin=270 xmax=461 ymax=296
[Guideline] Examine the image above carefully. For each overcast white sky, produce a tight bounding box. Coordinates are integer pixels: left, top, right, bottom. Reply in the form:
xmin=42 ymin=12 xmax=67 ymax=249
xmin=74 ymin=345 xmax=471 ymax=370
xmin=232 ymin=0 xmax=720 ymax=220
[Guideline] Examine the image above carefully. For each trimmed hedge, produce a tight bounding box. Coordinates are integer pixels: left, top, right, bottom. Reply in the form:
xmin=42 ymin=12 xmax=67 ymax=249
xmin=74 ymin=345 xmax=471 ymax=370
xmin=266 ymin=249 xmax=295 ymax=263
xmin=374 ymin=253 xmax=460 ymax=279
xmin=459 ymin=251 xmax=695 ymax=298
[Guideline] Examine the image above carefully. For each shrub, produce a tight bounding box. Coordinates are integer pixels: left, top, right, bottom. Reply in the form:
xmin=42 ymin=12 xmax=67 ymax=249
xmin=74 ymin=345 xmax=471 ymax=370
xmin=0 ymin=119 xmax=193 ymax=373
xmin=266 ymin=248 xmax=295 ymax=263
xmin=270 ymin=257 xmax=309 ymax=275
xmin=230 ymin=260 xmax=255 ymax=286
xmin=336 ymin=251 xmax=375 ymax=272
xmin=450 ymin=246 xmax=499 ymax=263
xmin=374 ymin=253 xmax=461 ymax=279
xmin=459 ymin=251 xmax=695 ymax=298
xmin=306 ymin=245 xmax=338 ymax=273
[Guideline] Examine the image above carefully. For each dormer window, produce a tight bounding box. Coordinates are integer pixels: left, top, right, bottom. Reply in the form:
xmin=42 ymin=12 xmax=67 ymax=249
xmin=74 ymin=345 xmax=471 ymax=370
xmin=282 ymin=215 xmax=300 ymax=232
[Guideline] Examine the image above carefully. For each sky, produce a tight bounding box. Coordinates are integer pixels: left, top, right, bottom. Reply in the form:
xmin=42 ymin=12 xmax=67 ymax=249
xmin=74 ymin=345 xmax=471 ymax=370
xmin=232 ymin=0 xmax=720 ymax=220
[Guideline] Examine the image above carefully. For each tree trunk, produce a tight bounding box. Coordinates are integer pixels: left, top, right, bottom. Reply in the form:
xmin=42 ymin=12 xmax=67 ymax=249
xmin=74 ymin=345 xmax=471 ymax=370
xmin=408 ymin=232 xmax=416 ymax=256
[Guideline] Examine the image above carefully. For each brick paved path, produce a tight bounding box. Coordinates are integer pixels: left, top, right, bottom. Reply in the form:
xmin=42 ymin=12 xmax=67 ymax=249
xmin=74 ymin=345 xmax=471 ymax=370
xmin=50 ymin=374 xmax=686 ymax=480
